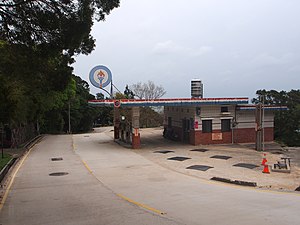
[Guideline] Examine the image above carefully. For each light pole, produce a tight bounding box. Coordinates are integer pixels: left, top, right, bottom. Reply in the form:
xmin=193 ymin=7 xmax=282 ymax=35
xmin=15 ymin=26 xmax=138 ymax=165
xmin=262 ymin=95 xmax=265 ymax=151
xmin=68 ymin=100 xmax=71 ymax=134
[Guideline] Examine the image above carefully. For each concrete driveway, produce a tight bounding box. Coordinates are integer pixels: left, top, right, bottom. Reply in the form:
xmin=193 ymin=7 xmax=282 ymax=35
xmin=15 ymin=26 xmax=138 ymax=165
xmin=73 ymin=128 xmax=300 ymax=225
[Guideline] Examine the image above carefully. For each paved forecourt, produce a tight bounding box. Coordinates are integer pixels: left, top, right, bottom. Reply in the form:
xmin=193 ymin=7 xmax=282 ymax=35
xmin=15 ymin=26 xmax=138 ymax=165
xmin=73 ymin=129 xmax=300 ymax=225
xmin=0 ymin=135 xmax=179 ymax=225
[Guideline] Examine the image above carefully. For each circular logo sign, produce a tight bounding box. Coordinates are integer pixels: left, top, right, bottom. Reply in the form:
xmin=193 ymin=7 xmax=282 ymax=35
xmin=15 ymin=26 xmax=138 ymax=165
xmin=89 ymin=65 xmax=112 ymax=89
xmin=114 ymin=100 xmax=121 ymax=108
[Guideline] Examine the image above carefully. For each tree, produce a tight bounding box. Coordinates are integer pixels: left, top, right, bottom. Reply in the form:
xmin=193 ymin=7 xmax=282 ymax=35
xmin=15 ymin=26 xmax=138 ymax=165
xmin=96 ymin=93 xmax=105 ymax=100
xmin=130 ymin=81 xmax=166 ymax=99
xmin=252 ymin=89 xmax=300 ymax=146
xmin=124 ymin=85 xmax=135 ymax=99
xmin=0 ymin=0 xmax=120 ymax=56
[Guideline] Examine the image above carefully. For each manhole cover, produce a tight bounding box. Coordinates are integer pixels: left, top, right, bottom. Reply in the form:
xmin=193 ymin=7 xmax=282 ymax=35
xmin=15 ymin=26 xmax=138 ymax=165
xmin=51 ymin=157 xmax=63 ymax=161
xmin=84 ymin=135 xmax=90 ymax=137
xmin=190 ymin=149 xmax=209 ymax=152
xmin=49 ymin=172 xmax=69 ymax=176
xmin=186 ymin=165 xmax=213 ymax=171
xmin=233 ymin=163 xmax=259 ymax=169
xmin=210 ymin=155 xmax=232 ymax=160
xmin=168 ymin=156 xmax=191 ymax=161
xmin=154 ymin=150 xmax=174 ymax=154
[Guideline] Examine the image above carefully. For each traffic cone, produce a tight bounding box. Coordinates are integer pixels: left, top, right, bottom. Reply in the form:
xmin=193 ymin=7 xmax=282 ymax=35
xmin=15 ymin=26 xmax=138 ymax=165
xmin=262 ymin=164 xmax=270 ymax=174
xmin=261 ymin=153 xmax=267 ymax=166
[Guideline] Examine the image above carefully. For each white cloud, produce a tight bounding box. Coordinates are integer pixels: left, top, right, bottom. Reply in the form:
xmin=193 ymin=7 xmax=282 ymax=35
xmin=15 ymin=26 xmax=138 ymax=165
xmin=192 ymin=46 xmax=213 ymax=56
xmin=249 ymin=53 xmax=294 ymax=67
xmin=152 ymin=40 xmax=188 ymax=55
xmin=152 ymin=40 xmax=213 ymax=57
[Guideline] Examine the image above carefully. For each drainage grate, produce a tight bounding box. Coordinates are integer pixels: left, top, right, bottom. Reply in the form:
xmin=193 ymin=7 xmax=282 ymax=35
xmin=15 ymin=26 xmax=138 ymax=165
xmin=233 ymin=163 xmax=259 ymax=169
xmin=210 ymin=155 xmax=232 ymax=160
xmin=51 ymin=157 xmax=63 ymax=161
xmin=49 ymin=172 xmax=69 ymax=176
xmin=84 ymin=135 xmax=90 ymax=137
xmin=186 ymin=165 xmax=213 ymax=171
xmin=190 ymin=149 xmax=209 ymax=152
xmin=168 ymin=156 xmax=191 ymax=161
xmin=295 ymin=186 xmax=300 ymax=191
xmin=154 ymin=150 xmax=175 ymax=154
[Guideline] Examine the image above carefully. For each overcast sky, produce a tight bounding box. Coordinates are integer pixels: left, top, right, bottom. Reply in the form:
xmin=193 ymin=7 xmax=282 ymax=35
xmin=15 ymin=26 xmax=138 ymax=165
xmin=73 ymin=0 xmax=300 ymax=99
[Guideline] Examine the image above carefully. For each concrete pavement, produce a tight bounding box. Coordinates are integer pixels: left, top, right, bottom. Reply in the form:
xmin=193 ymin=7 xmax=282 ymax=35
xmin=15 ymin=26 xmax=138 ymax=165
xmin=0 ymin=135 xmax=181 ymax=225
xmin=73 ymin=128 xmax=300 ymax=225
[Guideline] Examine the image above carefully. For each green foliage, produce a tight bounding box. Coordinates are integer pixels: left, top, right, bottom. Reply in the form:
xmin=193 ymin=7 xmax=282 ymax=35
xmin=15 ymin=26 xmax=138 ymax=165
xmin=124 ymin=85 xmax=135 ymax=99
xmin=253 ymin=89 xmax=300 ymax=146
xmin=140 ymin=107 xmax=163 ymax=128
xmin=94 ymin=107 xmax=113 ymax=126
xmin=0 ymin=153 xmax=12 ymax=171
xmin=0 ymin=0 xmax=120 ymax=55
xmin=0 ymin=1 xmax=119 ymax=139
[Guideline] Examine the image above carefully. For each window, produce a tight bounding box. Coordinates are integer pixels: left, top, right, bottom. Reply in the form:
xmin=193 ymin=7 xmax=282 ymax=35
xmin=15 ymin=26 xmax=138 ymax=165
xmin=202 ymin=120 xmax=212 ymax=133
xmin=221 ymin=119 xmax=231 ymax=132
xmin=221 ymin=106 xmax=228 ymax=112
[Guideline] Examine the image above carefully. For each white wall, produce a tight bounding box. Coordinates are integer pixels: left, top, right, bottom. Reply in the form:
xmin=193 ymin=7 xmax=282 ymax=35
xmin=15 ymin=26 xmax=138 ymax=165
xmin=164 ymin=106 xmax=275 ymax=131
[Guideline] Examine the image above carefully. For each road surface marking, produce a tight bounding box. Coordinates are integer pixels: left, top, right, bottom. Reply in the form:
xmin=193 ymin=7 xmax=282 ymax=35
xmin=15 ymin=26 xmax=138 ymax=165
xmin=0 ymin=147 xmax=33 ymax=211
xmin=72 ymin=136 xmax=76 ymax=151
xmin=82 ymin=160 xmax=93 ymax=173
xmin=117 ymin=193 xmax=166 ymax=215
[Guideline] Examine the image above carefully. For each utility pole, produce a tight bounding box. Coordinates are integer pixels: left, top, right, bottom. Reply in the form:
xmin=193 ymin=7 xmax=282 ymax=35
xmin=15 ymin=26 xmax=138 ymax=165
xmin=262 ymin=95 xmax=265 ymax=151
xmin=68 ymin=100 xmax=71 ymax=134
xmin=255 ymin=95 xmax=265 ymax=151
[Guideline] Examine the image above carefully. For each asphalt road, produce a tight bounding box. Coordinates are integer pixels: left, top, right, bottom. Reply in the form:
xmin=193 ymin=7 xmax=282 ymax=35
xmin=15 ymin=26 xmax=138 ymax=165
xmin=1 ymin=129 xmax=300 ymax=225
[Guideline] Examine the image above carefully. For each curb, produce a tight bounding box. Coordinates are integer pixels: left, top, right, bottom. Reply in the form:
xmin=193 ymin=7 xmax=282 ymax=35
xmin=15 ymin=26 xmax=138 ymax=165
xmin=210 ymin=177 xmax=257 ymax=187
xmin=23 ymin=135 xmax=43 ymax=150
xmin=0 ymin=157 xmax=17 ymax=183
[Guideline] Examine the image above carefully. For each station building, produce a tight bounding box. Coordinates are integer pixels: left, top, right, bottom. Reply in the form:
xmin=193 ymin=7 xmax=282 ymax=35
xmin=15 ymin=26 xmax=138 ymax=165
xmin=164 ymin=103 xmax=280 ymax=145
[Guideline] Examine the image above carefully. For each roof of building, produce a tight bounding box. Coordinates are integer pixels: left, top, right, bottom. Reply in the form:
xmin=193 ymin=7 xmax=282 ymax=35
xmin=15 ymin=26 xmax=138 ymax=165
xmin=88 ymin=97 xmax=249 ymax=107
xmin=88 ymin=98 xmax=288 ymax=111
xmin=237 ymin=105 xmax=288 ymax=111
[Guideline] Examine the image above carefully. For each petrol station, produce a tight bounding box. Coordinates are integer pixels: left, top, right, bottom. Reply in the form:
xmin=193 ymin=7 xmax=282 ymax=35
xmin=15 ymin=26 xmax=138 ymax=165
xmin=88 ymin=65 xmax=287 ymax=149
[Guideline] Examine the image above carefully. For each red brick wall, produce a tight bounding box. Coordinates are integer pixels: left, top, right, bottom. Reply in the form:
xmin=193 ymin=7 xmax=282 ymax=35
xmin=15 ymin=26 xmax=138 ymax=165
xmin=191 ymin=127 xmax=274 ymax=145
xmin=191 ymin=130 xmax=232 ymax=145
xmin=166 ymin=126 xmax=274 ymax=145
xmin=234 ymin=127 xmax=274 ymax=143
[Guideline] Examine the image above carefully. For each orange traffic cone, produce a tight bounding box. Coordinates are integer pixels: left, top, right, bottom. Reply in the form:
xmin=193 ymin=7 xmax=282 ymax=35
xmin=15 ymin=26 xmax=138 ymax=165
xmin=261 ymin=153 xmax=267 ymax=166
xmin=262 ymin=164 xmax=270 ymax=174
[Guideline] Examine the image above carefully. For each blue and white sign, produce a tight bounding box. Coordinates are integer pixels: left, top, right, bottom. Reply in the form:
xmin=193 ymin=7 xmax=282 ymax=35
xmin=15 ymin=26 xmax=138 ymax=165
xmin=89 ymin=65 xmax=112 ymax=89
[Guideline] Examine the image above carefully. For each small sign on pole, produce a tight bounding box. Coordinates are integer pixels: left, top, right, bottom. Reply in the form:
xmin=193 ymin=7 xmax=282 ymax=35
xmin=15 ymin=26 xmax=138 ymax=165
xmin=114 ymin=100 xmax=121 ymax=108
